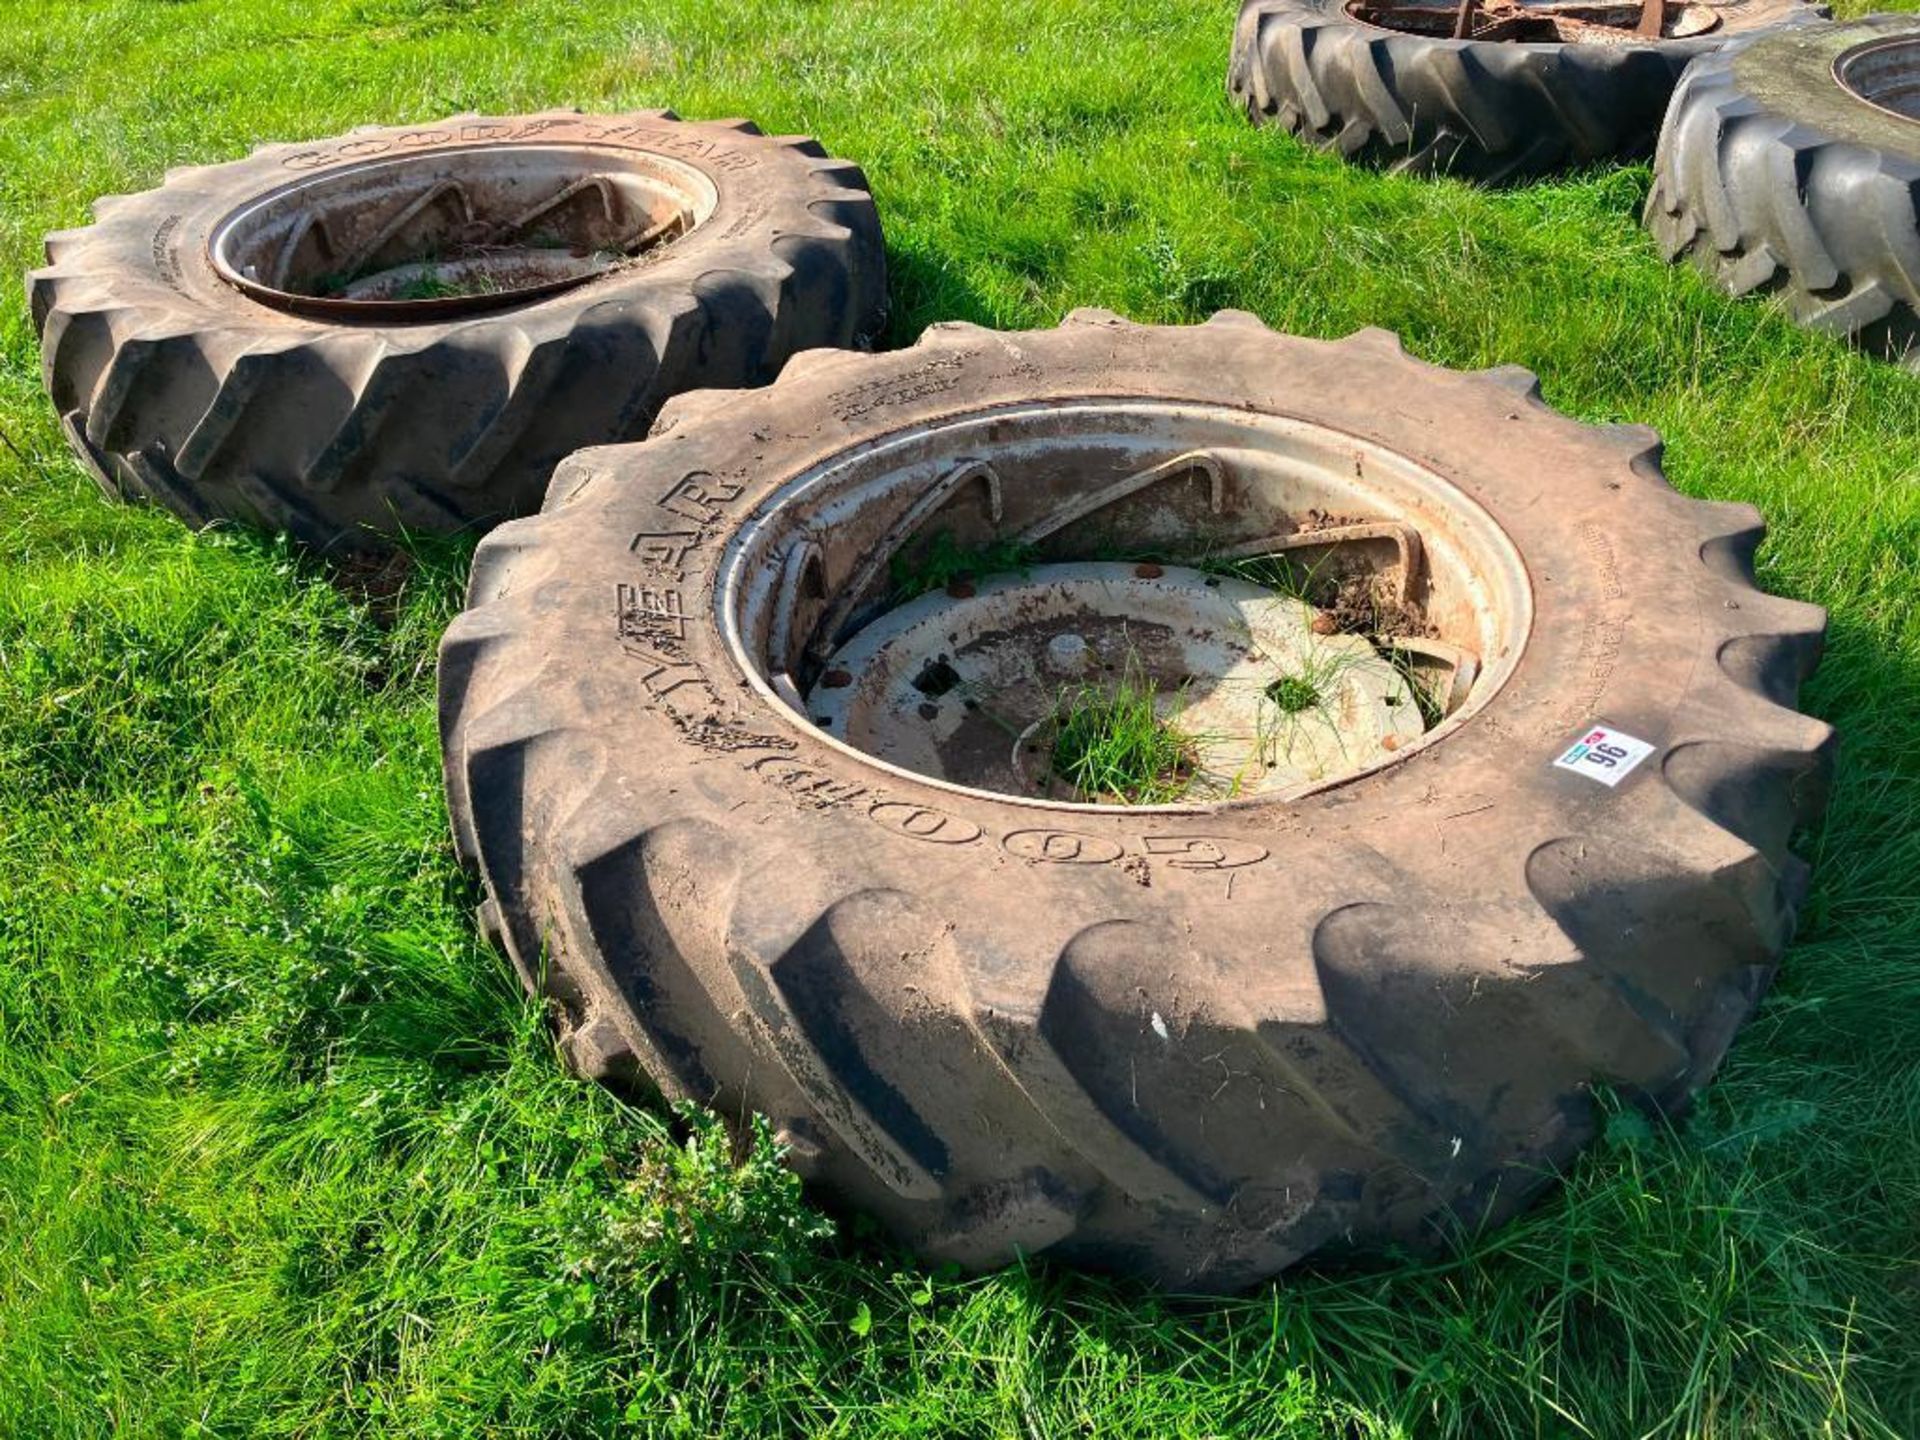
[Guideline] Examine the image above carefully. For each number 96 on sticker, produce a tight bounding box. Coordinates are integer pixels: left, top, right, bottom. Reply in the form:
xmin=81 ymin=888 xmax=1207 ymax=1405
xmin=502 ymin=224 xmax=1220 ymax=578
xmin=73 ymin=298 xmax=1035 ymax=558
xmin=1553 ymin=725 xmax=1655 ymax=787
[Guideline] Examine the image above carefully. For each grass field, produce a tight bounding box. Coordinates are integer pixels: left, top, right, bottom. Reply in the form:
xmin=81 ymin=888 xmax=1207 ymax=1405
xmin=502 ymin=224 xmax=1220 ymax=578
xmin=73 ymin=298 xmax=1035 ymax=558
xmin=3 ymin=1 xmax=1918 ymax=1434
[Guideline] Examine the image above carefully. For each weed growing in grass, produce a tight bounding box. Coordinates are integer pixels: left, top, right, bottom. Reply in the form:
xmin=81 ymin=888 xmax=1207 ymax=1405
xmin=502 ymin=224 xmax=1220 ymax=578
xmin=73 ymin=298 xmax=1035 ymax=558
xmin=1046 ymin=663 xmax=1196 ymax=803
xmin=1140 ymin=230 xmax=1235 ymax=319
xmin=576 ymin=1103 xmax=834 ymax=1295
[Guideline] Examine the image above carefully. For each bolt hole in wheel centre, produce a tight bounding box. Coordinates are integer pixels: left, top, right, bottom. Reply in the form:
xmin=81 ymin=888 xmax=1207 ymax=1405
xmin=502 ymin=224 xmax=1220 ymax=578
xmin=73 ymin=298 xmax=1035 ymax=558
xmin=208 ymin=144 xmax=717 ymax=320
xmin=722 ymin=403 xmax=1533 ymax=811
xmin=1834 ymin=35 xmax=1920 ymax=123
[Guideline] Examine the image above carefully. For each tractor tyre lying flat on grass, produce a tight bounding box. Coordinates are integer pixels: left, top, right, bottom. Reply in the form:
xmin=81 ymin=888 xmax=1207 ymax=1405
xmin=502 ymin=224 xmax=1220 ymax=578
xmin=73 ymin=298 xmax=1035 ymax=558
xmin=1647 ymin=16 xmax=1920 ymax=363
xmin=29 ymin=111 xmax=887 ymax=551
xmin=439 ymin=312 xmax=1831 ymax=1290
xmin=1229 ymin=0 xmax=1824 ymax=183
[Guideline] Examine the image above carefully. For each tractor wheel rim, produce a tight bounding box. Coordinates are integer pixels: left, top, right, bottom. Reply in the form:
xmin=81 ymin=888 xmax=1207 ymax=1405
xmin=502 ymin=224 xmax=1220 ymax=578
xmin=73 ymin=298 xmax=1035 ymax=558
xmin=208 ymin=142 xmax=716 ymax=321
xmin=718 ymin=400 xmax=1534 ymax=812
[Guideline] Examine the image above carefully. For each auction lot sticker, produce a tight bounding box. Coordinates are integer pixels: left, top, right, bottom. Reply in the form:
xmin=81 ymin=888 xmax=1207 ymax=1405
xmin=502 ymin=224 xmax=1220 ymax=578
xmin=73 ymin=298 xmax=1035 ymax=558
xmin=1553 ymin=725 xmax=1655 ymax=787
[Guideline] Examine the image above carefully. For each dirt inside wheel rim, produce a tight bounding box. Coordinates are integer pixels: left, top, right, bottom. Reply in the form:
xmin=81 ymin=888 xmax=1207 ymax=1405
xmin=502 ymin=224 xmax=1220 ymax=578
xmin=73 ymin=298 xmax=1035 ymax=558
xmin=1834 ymin=35 xmax=1920 ymax=124
xmin=1344 ymin=0 xmax=1719 ymax=43
xmin=718 ymin=402 xmax=1534 ymax=813
xmin=208 ymin=143 xmax=717 ymax=320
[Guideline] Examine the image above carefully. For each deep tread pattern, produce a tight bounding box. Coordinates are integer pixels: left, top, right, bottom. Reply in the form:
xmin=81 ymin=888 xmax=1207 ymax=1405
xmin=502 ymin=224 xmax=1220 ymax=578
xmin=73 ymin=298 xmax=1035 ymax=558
xmin=1231 ymin=0 xmax=1824 ymax=182
xmin=30 ymin=113 xmax=887 ymax=551
xmin=563 ymin=820 xmax=753 ymax=1105
xmin=438 ymin=316 xmax=1831 ymax=1290
xmin=1647 ymin=19 xmax=1920 ymax=362
xmin=1312 ymin=900 xmax=1693 ymax=1174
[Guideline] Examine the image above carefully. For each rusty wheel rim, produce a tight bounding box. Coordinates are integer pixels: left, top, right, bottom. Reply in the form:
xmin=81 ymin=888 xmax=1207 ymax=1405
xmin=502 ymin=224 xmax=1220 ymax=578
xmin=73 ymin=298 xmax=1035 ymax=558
xmin=719 ymin=401 xmax=1535 ymax=812
xmin=1833 ymin=35 xmax=1920 ymax=125
xmin=208 ymin=142 xmax=717 ymax=321
xmin=1343 ymin=0 xmax=1719 ymax=43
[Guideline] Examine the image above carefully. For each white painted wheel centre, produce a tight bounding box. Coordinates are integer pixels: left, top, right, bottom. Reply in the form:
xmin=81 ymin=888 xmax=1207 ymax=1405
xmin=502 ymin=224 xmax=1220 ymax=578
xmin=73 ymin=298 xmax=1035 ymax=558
xmin=807 ymin=563 xmax=1424 ymax=801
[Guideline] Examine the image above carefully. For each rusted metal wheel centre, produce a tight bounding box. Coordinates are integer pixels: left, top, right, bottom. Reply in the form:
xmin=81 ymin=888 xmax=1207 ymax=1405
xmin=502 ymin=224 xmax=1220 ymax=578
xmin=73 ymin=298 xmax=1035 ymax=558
xmin=209 ymin=144 xmax=715 ymax=319
xmin=1348 ymin=0 xmax=1718 ymax=42
xmin=723 ymin=402 xmax=1532 ymax=809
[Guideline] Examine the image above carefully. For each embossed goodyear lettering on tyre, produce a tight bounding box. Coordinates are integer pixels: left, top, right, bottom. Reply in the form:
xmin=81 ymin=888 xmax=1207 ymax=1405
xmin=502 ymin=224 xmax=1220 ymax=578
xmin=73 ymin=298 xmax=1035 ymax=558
xmin=439 ymin=312 xmax=1832 ymax=1290
xmin=30 ymin=111 xmax=887 ymax=550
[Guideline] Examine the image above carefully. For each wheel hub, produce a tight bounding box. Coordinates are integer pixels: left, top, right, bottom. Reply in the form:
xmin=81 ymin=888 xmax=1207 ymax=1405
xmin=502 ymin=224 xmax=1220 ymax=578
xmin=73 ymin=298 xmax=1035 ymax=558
xmin=807 ymin=564 xmax=1424 ymax=802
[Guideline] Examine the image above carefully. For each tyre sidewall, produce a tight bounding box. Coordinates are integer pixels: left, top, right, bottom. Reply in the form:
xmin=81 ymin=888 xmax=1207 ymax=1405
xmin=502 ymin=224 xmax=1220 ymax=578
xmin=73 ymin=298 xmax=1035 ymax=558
xmin=54 ymin=113 xmax=864 ymax=347
xmin=514 ymin=324 xmax=1721 ymax=924
xmin=1730 ymin=17 xmax=1920 ymax=160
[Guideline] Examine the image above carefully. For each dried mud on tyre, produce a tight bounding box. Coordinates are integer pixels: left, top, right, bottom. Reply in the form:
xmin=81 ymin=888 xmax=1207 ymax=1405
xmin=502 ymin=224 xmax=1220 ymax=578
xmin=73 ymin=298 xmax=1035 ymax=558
xmin=1229 ymin=0 xmax=1826 ymax=183
xmin=440 ymin=312 xmax=1832 ymax=1290
xmin=30 ymin=111 xmax=887 ymax=551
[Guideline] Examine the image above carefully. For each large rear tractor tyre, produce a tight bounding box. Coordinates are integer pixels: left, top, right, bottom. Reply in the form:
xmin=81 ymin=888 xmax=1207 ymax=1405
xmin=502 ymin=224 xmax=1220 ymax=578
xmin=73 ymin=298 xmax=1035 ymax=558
xmin=440 ymin=312 xmax=1831 ymax=1290
xmin=1647 ymin=16 xmax=1920 ymax=363
xmin=1229 ymin=0 xmax=1825 ymax=183
xmin=30 ymin=111 xmax=888 ymax=551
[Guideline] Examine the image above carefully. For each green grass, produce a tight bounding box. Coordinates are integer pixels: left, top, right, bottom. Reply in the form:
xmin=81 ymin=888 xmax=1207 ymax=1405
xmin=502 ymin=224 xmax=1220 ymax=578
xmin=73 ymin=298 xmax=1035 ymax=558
xmin=1264 ymin=673 xmax=1322 ymax=714
xmin=387 ymin=269 xmax=499 ymax=301
xmin=1046 ymin=665 xmax=1198 ymax=803
xmin=887 ymin=529 xmax=1038 ymax=600
xmin=1 ymin=0 xmax=1918 ymax=1435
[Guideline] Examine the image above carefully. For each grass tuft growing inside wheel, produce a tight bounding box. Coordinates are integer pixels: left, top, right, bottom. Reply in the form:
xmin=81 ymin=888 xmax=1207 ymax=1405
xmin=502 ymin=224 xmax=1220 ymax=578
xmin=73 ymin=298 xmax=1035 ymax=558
xmin=1044 ymin=666 xmax=1199 ymax=804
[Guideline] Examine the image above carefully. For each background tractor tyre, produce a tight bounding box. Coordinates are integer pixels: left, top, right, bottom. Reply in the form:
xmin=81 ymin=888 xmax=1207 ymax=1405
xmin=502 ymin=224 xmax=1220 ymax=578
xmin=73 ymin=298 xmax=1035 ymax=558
xmin=29 ymin=111 xmax=887 ymax=551
xmin=1229 ymin=0 xmax=1825 ymax=183
xmin=439 ymin=312 xmax=1831 ymax=1291
xmin=1647 ymin=16 xmax=1920 ymax=363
